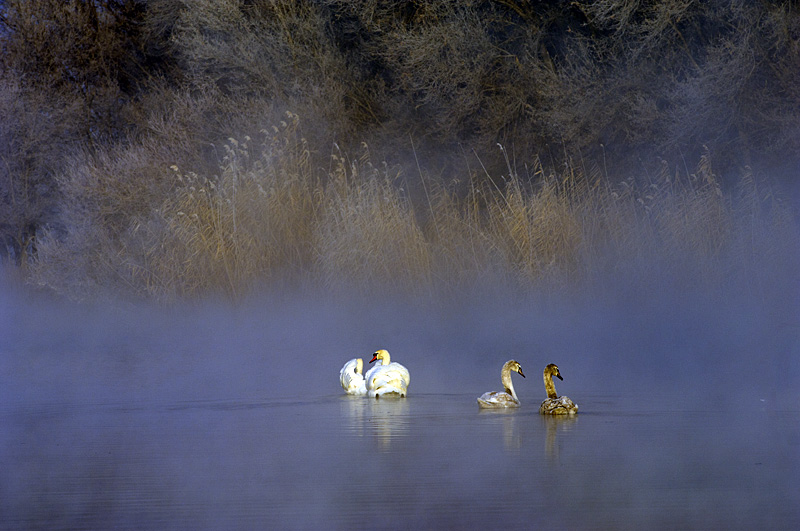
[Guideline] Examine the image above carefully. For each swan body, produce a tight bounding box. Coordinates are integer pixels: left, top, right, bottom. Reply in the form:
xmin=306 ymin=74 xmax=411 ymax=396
xmin=339 ymin=358 xmax=367 ymax=395
xmin=539 ymin=363 xmax=578 ymax=415
xmin=365 ymin=349 xmax=410 ymax=398
xmin=478 ymin=360 xmax=525 ymax=408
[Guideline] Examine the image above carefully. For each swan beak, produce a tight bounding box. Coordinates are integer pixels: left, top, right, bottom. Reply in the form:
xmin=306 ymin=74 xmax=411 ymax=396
xmin=556 ymin=374 xmax=563 ymax=380
xmin=369 ymin=354 xmax=378 ymax=363
xmin=518 ymin=369 xmax=525 ymax=378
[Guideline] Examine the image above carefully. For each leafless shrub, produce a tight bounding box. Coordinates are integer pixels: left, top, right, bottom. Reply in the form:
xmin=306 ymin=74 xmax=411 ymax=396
xmin=0 ymin=77 xmax=69 ymax=267
xmin=4 ymin=1 xmax=798 ymax=300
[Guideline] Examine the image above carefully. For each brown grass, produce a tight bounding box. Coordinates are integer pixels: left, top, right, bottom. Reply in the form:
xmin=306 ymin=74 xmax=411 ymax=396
xmin=27 ymin=114 xmax=797 ymax=302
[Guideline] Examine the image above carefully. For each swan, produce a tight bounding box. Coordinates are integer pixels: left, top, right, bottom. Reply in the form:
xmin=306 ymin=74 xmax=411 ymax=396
xmin=365 ymin=349 xmax=410 ymax=398
xmin=339 ymin=358 xmax=367 ymax=395
xmin=539 ymin=363 xmax=578 ymax=415
xmin=477 ymin=360 xmax=525 ymax=408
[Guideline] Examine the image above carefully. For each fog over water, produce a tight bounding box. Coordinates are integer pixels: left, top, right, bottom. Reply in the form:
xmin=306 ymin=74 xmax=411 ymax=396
xmin=4 ymin=272 xmax=796 ymax=408
xmin=1 ymin=248 xmax=799 ymax=528
xmin=3 ymin=2 xmax=800 ymax=526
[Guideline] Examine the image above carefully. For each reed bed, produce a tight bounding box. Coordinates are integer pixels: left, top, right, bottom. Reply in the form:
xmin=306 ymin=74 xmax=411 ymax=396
xmin=29 ymin=114 xmax=797 ymax=302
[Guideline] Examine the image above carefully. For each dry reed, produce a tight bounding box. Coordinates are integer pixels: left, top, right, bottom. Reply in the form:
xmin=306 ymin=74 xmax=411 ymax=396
xmin=28 ymin=114 xmax=797 ymax=302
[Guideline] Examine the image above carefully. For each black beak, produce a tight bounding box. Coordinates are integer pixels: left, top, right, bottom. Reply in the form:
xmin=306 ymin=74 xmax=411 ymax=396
xmin=518 ymin=369 xmax=525 ymax=378
xmin=556 ymin=374 xmax=563 ymax=380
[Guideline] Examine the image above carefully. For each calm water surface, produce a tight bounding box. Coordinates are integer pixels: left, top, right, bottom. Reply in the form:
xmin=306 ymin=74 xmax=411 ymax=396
xmin=2 ymin=287 xmax=799 ymax=529
xmin=2 ymin=391 xmax=798 ymax=529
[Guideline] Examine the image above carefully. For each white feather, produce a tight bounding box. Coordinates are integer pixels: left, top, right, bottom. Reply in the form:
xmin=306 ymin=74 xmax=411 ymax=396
xmin=339 ymin=358 xmax=367 ymax=395
xmin=365 ymin=350 xmax=410 ymax=398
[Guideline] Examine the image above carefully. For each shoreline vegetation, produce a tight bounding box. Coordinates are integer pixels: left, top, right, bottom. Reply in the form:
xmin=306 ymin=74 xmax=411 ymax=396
xmin=1 ymin=1 xmax=798 ymax=301
xmin=27 ymin=112 xmax=798 ymax=302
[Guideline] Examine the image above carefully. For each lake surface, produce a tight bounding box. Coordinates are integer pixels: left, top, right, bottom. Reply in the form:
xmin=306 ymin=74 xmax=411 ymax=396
xmin=2 ymin=391 xmax=798 ymax=530
xmin=2 ymin=285 xmax=798 ymax=529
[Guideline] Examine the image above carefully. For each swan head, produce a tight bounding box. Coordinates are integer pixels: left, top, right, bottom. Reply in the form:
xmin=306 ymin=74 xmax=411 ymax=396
xmin=369 ymin=349 xmax=390 ymax=364
xmin=544 ymin=363 xmax=563 ymax=380
xmin=505 ymin=360 xmax=525 ymax=378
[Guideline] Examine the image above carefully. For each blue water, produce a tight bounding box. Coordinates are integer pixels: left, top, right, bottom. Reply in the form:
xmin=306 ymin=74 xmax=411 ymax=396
xmin=2 ymin=391 xmax=798 ymax=530
xmin=2 ymin=289 xmax=798 ymax=529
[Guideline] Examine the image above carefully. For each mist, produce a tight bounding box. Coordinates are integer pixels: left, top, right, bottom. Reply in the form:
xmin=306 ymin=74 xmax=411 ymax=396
xmin=2 ymin=1 xmax=800 ymax=527
xmin=4 ymin=252 xmax=796 ymax=409
xmin=3 ymin=222 xmax=799 ymax=528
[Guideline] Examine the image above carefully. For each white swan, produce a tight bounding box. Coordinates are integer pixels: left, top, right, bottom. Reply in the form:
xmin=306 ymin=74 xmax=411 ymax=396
xmin=365 ymin=349 xmax=410 ymax=398
xmin=539 ymin=363 xmax=578 ymax=415
xmin=339 ymin=358 xmax=367 ymax=395
xmin=477 ymin=360 xmax=525 ymax=408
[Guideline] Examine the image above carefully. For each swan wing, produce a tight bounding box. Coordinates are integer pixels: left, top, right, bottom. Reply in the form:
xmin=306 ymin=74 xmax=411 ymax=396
xmin=539 ymin=396 xmax=578 ymax=415
xmin=344 ymin=377 xmax=367 ymax=395
xmin=367 ymin=366 xmax=408 ymax=391
xmin=340 ymin=359 xmax=356 ymax=390
xmin=366 ymin=362 xmax=410 ymax=386
xmin=340 ymin=358 xmax=367 ymax=395
xmin=373 ymin=373 xmax=407 ymax=392
xmin=387 ymin=362 xmax=411 ymax=387
xmin=477 ymin=391 xmax=520 ymax=408
xmin=364 ymin=363 xmax=382 ymax=387
xmin=366 ymin=365 xmax=409 ymax=397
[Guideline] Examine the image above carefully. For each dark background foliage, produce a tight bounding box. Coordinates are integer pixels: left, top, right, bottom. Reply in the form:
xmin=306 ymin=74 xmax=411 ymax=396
xmin=1 ymin=0 xmax=798 ymax=279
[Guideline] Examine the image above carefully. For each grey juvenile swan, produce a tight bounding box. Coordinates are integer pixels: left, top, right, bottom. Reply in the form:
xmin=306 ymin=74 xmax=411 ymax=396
xmin=477 ymin=360 xmax=525 ymax=408
xmin=539 ymin=363 xmax=578 ymax=415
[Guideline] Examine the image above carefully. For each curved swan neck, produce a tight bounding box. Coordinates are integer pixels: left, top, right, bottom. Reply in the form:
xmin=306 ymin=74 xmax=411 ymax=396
xmin=501 ymin=363 xmax=518 ymax=400
xmin=356 ymin=358 xmax=363 ymax=374
xmin=543 ymin=370 xmax=558 ymax=399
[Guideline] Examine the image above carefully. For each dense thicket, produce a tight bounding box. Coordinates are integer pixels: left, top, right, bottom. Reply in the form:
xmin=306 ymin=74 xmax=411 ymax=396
xmin=1 ymin=0 xmax=797 ymax=298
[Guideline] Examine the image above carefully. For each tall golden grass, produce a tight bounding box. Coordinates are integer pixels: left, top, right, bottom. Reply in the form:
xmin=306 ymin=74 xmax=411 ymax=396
xmin=29 ymin=113 xmax=797 ymax=301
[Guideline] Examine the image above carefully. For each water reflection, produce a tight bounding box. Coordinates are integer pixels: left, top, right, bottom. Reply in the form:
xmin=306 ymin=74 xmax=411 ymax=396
xmin=540 ymin=414 xmax=578 ymax=460
xmin=478 ymin=408 xmax=522 ymax=450
xmin=3 ymin=392 xmax=798 ymax=529
xmin=340 ymin=396 xmax=368 ymax=437
xmin=340 ymin=396 xmax=409 ymax=450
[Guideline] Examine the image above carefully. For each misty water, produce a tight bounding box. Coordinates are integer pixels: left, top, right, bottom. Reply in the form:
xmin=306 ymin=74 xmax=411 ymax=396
xmin=2 ymin=280 xmax=799 ymax=529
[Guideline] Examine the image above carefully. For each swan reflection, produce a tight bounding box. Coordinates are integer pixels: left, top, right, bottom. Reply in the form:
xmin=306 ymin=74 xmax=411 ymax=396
xmin=541 ymin=413 xmax=578 ymax=460
xmin=340 ymin=395 xmax=369 ymax=436
xmin=478 ymin=408 xmax=522 ymax=450
xmin=340 ymin=395 xmax=409 ymax=449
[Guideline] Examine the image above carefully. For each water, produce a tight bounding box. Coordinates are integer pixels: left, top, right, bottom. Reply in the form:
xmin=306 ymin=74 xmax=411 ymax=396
xmin=2 ymin=289 xmax=799 ymax=529
xmin=2 ymin=391 xmax=798 ymax=529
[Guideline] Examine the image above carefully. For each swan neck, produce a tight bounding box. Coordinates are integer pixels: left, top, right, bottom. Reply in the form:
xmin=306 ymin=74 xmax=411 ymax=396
xmin=543 ymin=371 xmax=558 ymax=399
xmin=380 ymin=352 xmax=390 ymax=365
xmin=501 ymin=365 xmax=518 ymax=400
